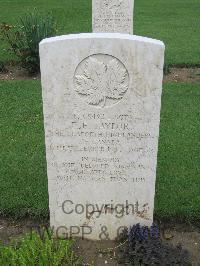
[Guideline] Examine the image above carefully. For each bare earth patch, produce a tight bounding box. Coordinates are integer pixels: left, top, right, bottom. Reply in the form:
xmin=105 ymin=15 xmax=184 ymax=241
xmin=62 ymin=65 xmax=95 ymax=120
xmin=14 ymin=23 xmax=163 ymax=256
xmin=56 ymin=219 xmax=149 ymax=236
xmin=0 ymin=65 xmax=200 ymax=83
xmin=164 ymin=67 xmax=200 ymax=83
xmin=0 ymin=65 xmax=40 ymax=81
xmin=0 ymin=218 xmax=199 ymax=265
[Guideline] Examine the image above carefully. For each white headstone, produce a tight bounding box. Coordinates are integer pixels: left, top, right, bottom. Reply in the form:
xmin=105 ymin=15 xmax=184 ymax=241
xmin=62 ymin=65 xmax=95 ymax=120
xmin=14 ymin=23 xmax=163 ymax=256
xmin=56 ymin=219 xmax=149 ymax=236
xmin=92 ymin=0 xmax=134 ymax=34
xmin=40 ymin=33 xmax=164 ymax=240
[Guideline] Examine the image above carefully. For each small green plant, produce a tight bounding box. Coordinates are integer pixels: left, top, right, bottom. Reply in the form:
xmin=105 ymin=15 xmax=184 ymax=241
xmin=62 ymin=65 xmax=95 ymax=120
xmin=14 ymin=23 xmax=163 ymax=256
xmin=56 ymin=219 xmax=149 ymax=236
xmin=163 ymin=63 xmax=171 ymax=75
xmin=0 ymin=229 xmax=80 ymax=265
xmin=0 ymin=10 xmax=57 ymax=74
xmin=0 ymin=61 xmax=7 ymax=73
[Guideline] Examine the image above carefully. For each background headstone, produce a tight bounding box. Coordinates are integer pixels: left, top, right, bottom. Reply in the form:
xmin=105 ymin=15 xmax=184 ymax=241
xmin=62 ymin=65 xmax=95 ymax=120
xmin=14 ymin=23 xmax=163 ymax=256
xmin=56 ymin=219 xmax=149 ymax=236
xmin=92 ymin=0 xmax=134 ymax=34
xmin=40 ymin=33 xmax=164 ymax=240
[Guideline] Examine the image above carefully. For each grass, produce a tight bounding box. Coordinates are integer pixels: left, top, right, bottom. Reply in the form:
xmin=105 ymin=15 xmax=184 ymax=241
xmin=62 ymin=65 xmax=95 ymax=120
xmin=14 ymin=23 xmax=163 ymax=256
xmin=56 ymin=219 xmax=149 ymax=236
xmin=0 ymin=80 xmax=200 ymax=222
xmin=156 ymin=82 xmax=200 ymax=222
xmin=0 ymin=81 xmax=48 ymax=218
xmin=0 ymin=230 xmax=79 ymax=265
xmin=0 ymin=0 xmax=199 ymax=65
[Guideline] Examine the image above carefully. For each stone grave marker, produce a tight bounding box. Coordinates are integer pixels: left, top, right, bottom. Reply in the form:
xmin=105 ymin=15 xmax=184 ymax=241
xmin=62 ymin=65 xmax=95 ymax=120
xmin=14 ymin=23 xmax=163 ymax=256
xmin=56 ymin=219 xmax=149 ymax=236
xmin=40 ymin=33 xmax=164 ymax=240
xmin=92 ymin=0 xmax=134 ymax=34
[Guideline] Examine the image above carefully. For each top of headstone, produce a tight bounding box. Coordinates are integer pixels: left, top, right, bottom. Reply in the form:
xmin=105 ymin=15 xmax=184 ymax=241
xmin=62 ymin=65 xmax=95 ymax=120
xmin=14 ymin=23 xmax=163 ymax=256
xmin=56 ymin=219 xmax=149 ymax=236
xmin=92 ymin=0 xmax=134 ymax=34
xmin=40 ymin=33 xmax=164 ymax=47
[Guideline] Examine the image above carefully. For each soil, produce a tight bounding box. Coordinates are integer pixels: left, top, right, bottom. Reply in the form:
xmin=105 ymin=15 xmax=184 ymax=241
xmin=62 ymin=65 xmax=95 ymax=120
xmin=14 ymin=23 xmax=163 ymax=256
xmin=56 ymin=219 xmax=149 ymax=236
xmin=163 ymin=67 xmax=200 ymax=83
xmin=0 ymin=64 xmax=40 ymax=81
xmin=0 ymin=218 xmax=199 ymax=265
xmin=0 ymin=65 xmax=200 ymax=83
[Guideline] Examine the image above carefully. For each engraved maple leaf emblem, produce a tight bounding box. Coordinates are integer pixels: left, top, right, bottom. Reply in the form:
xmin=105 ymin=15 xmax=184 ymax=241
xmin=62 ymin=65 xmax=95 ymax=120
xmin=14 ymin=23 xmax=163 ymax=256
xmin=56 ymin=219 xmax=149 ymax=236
xmin=103 ymin=0 xmax=123 ymax=9
xmin=75 ymin=57 xmax=128 ymax=107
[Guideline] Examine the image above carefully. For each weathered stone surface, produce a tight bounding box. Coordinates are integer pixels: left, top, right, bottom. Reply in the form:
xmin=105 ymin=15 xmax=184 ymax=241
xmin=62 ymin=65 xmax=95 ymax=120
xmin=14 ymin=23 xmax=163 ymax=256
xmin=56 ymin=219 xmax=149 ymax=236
xmin=40 ymin=33 xmax=165 ymax=240
xmin=92 ymin=0 xmax=134 ymax=34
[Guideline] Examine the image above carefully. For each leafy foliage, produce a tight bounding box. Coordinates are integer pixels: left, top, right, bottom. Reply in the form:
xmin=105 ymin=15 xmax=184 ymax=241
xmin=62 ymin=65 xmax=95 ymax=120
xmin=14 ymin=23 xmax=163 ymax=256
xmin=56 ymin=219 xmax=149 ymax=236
xmin=0 ymin=61 xmax=7 ymax=73
xmin=118 ymin=224 xmax=191 ymax=265
xmin=0 ymin=10 xmax=57 ymax=74
xmin=163 ymin=63 xmax=171 ymax=75
xmin=0 ymin=229 xmax=80 ymax=265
